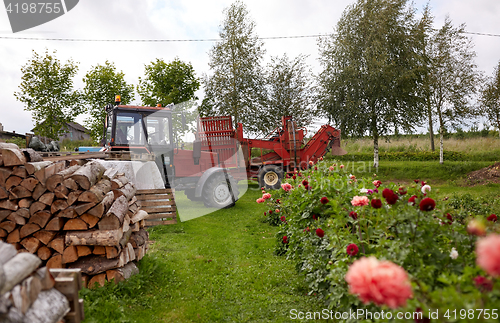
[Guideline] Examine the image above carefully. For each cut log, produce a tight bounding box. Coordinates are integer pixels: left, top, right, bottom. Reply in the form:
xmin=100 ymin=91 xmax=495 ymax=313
xmin=9 ymin=284 xmax=30 ymax=314
xmin=98 ymin=195 xmax=128 ymax=230
xmin=46 ymin=254 xmax=63 ymax=269
xmin=63 ymin=218 xmax=88 ymax=231
xmin=48 ymin=236 xmax=65 ymax=254
xmin=103 ymin=168 xmax=118 ymax=180
xmin=51 ymin=199 xmax=69 ymax=214
xmin=70 ymin=160 xmax=106 ymax=190
xmin=20 ymin=223 xmax=41 ymax=238
xmin=5 ymin=175 xmax=22 ymax=190
xmin=29 ymin=201 xmax=47 ymax=216
xmin=0 ymin=240 xmax=18 ymax=264
xmin=0 ymin=186 xmax=8 ymax=199
xmin=18 ymin=198 xmax=33 ymax=209
xmin=105 ymin=246 xmax=121 ymax=259
xmin=34 ymin=267 xmax=55 ymax=290
xmin=20 ymin=177 xmax=39 ymax=192
xmin=118 ymin=228 xmax=133 ymax=248
xmin=67 ymin=255 xmax=119 ymax=275
xmin=130 ymin=209 xmax=149 ymax=224
xmin=74 ymin=202 xmax=96 ymax=216
xmin=79 ymin=178 xmax=111 ymax=203
xmin=56 ymin=205 xmax=77 ymax=219
xmin=65 ymin=229 xmax=123 ymax=247
xmin=0 ymin=142 xmax=20 ymax=149
xmin=0 ymin=209 xmax=11 ymax=221
xmin=24 ymin=276 xmax=42 ymax=310
xmin=33 ymin=230 xmax=57 ymax=245
xmin=14 ymin=207 xmax=30 ymax=219
xmin=38 ymin=192 xmax=55 ymax=205
xmin=63 ymin=178 xmax=79 ymax=191
xmin=0 ymin=220 xmax=16 ymax=233
xmin=61 ymin=246 xmax=79 ymax=264
xmin=122 ymin=214 xmax=130 ymax=233
xmin=7 ymin=212 xmax=26 ymax=225
xmin=88 ymin=273 xmax=107 ymax=288
xmin=0 ymin=168 xmax=12 ymax=188
xmin=12 ymin=166 xmax=27 ymax=179
xmin=46 ymin=165 xmax=80 ymax=192
xmin=54 ymin=185 xmax=69 ymax=199
xmin=45 ymin=217 xmax=65 ymax=231
xmin=21 ymin=148 xmax=43 ymax=162
xmin=42 ymin=161 xmax=66 ymax=184
xmin=29 ymin=210 xmax=52 ymax=228
xmin=76 ymin=245 xmax=92 ymax=258
xmin=21 ymin=236 xmax=42 ymax=254
xmin=67 ymin=190 xmax=82 ymax=206
xmin=93 ymin=245 xmax=106 ymax=255
xmin=24 ymin=289 xmax=70 ymax=323
xmin=86 ymin=191 xmax=114 ymax=218
xmin=37 ymin=246 xmax=52 ymax=260
xmin=6 ymin=228 xmax=21 ymax=244
xmin=112 ymin=182 xmax=136 ymax=201
xmin=80 ymin=213 xmax=99 ymax=228
xmin=0 ymin=199 xmax=18 ymax=211
xmin=105 ymin=269 xmax=125 ymax=284
xmin=127 ymin=243 xmax=136 ymax=261
xmin=0 ymin=252 xmax=42 ymax=294
xmin=0 ymin=228 xmax=7 ymax=238
xmin=1 ymin=147 xmax=26 ymax=166
xmin=111 ymin=175 xmax=129 ymax=189
xmin=9 ymin=185 xmax=32 ymax=199
xmin=32 ymin=183 xmax=47 ymax=200
xmin=25 ymin=161 xmax=52 ymax=175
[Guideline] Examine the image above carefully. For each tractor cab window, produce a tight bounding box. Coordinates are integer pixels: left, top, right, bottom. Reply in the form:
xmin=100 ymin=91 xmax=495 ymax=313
xmin=115 ymin=112 xmax=145 ymax=145
xmin=144 ymin=114 xmax=170 ymax=145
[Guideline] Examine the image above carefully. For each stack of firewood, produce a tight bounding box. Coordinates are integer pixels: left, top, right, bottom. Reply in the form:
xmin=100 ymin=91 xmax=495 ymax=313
xmin=0 ymin=143 xmax=149 ymax=288
xmin=0 ymin=240 xmax=72 ymax=323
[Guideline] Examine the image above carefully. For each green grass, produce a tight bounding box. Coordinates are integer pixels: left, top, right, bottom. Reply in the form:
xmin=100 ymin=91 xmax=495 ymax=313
xmin=81 ymin=182 xmax=326 ymax=323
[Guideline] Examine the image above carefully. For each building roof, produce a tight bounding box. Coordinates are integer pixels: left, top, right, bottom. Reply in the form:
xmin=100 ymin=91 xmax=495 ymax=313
xmin=31 ymin=121 xmax=89 ymax=133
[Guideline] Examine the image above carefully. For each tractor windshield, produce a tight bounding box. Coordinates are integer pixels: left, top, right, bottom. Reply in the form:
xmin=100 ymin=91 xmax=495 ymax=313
xmin=115 ymin=112 xmax=146 ymax=145
xmin=144 ymin=114 xmax=170 ymax=146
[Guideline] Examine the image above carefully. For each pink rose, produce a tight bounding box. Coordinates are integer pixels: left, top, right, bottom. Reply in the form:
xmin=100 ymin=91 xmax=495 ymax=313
xmin=351 ymin=196 xmax=369 ymax=207
xmin=476 ymin=234 xmax=500 ymax=277
xmin=281 ymin=183 xmax=292 ymax=192
xmin=345 ymin=257 xmax=412 ymax=309
xmin=262 ymin=193 xmax=271 ymax=200
xmin=256 ymin=198 xmax=265 ymax=204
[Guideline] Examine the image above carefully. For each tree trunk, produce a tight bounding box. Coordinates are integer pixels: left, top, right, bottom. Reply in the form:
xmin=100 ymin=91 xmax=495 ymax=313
xmin=438 ymin=112 xmax=444 ymax=164
xmin=373 ymin=129 xmax=379 ymax=169
xmin=427 ymin=103 xmax=435 ymax=151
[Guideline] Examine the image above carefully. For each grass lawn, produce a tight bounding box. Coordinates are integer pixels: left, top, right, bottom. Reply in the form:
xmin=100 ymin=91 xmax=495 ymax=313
xmin=81 ymin=182 xmax=326 ymax=323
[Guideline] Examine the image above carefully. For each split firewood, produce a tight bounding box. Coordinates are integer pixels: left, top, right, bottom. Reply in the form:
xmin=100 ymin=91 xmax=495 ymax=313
xmin=105 ymin=246 xmax=121 ymax=259
xmin=18 ymin=198 xmax=33 ymax=209
xmin=14 ymin=208 xmax=30 ymax=219
xmin=37 ymin=246 xmax=52 ymax=260
xmin=74 ymin=202 xmax=96 ymax=216
xmin=106 ymin=269 xmax=125 ymax=284
xmin=7 ymin=212 xmax=26 ymax=225
xmin=122 ymin=214 xmax=130 ymax=233
xmin=33 ymin=230 xmax=57 ymax=245
xmin=24 ymin=289 xmax=70 ymax=323
xmin=112 ymin=182 xmax=136 ymax=201
xmin=106 ymin=262 xmax=139 ymax=284
xmin=29 ymin=210 xmax=52 ymax=228
xmin=0 ymin=252 xmax=41 ymax=294
xmin=98 ymin=195 xmax=128 ymax=230
xmin=32 ymin=183 xmax=47 ymax=200
xmin=0 ymin=240 xmax=18 ymax=264
xmin=20 ymin=223 xmax=41 ymax=239
xmin=0 ymin=209 xmax=11 ymax=222
xmin=0 ymin=228 xmax=7 ymax=238
xmin=88 ymin=273 xmax=107 ymax=288
xmin=93 ymin=245 xmax=106 ymax=255
xmin=65 ymin=228 xmax=124 ymax=247
xmin=34 ymin=267 xmax=55 ymax=290
xmin=118 ymin=229 xmax=133 ymax=249
xmin=63 ymin=178 xmax=78 ymax=192
xmin=127 ymin=243 xmax=136 ymax=262
xmin=6 ymin=175 xmax=22 ymax=189
xmin=61 ymin=246 xmax=78 ymax=264
xmin=111 ymin=174 xmax=129 ymax=190
xmin=25 ymin=161 xmax=52 ymax=176
xmin=67 ymin=256 xmax=120 ymax=275
xmin=24 ymin=276 xmax=42 ymax=310
xmin=129 ymin=229 xmax=148 ymax=248
xmin=21 ymin=148 xmax=43 ymax=162
xmin=45 ymin=217 xmax=65 ymax=231
xmin=12 ymin=166 xmax=27 ymax=179
xmin=9 ymin=284 xmax=30 ymax=315
xmin=130 ymin=210 xmax=148 ymax=224
xmin=1 ymin=147 xmax=26 ymax=166
xmin=20 ymin=236 xmax=42 ymax=254
xmin=6 ymin=228 xmax=20 ymax=244
xmin=79 ymin=178 xmax=111 ymax=203
xmin=51 ymin=199 xmax=69 ymax=214
xmin=48 ymin=236 xmax=65 ymax=254
xmin=0 ymin=186 xmax=8 ymax=199
xmin=86 ymin=191 xmax=114 ymax=218
xmin=54 ymin=185 xmax=69 ymax=199
xmin=63 ymin=218 xmax=88 ymax=231
xmin=76 ymin=245 xmax=92 ymax=258
xmin=80 ymin=213 xmax=99 ymax=228
xmin=0 ymin=168 xmax=12 ymax=187
xmin=67 ymin=190 xmax=82 ymax=206
xmin=0 ymin=220 xmax=16 ymax=233
xmin=38 ymin=192 xmax=55 ymax=206
xmin=10 ymin=186 xmax=32 ymax=199
xmin=56 ymin=206 xmax=77 ymax=219
xmin=19 ymin=177 xmax=39 ymax=192
xmin=42 ymin=161 xmax=66 ymax=185
xmin=46 ymin=254 xmax=63 ymax=269
xmin=70 ymin=160 xmax=106 ymax=190
xmin=29 ymin=201 xmax=47 ymax=216
xmin=0 ymin=199 xmax=18 ymax=211
xmin=103 ymin=167 xmax=118 ymax=181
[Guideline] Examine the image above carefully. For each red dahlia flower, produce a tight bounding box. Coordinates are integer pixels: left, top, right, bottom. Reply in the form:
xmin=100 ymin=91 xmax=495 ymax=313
xmin=408 ymin=195 xmax=417 ymax=205
xmin=316 ymin=228 xmax=325 ymax=238
xmin=282 ymin=236 xmax=288 ymax=244
xmin=349 ymin=211 xmax=358 ymax=220
xmin=487 ymin=214 xmax=497 ymax=222
xmin=302 ymin=180 xmax=309 ymax=186
xmin=320 ymin=197 xmax=329 ymax=204
xmin=269 ymin=210 xmax=273 ymax=214
xmin=346 ymin=243 xmax=359 ymax=256
xmin=474 ymin=276 xmax=493 ymax=292
xmin=382 ymin=188 xmax=394 ymax=199
xmin=419 ymin=198 xmax=435 ymax=211
xmin=371 ymin=199 xmax=382 ymax=209
xmin=385 ymin=193 xmax=398 ymax=205
xmin=312 ymin=214 xmax=318 ymax=220
xmin=398 ymin=187 xmax=407 ymax=195
xmin=446 ymin=213 xmax=453 ymax=225
xmin=292 ymin=175 xmax=296 ymax=180
xmin=280 ymin=215 xmax=286 ymax=222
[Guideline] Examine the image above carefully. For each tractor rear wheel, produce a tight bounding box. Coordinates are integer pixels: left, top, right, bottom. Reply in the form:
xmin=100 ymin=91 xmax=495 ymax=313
xmin=202 ymin=173 xmax=239 ymax=208
xmin=258 ymin=165 xmax=283 ymax=190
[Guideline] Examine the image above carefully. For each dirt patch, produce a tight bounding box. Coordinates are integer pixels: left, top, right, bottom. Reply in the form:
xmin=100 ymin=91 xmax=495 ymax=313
xmin=466 ymin=162 xmax=500 ymax=186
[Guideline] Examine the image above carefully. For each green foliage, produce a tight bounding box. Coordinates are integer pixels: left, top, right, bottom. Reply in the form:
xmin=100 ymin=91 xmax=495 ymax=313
xmin=333 ymin=150 xmax=500 ymax=162
xmin=83 ymin=61 xmax=134 ymax=143
xmin=4 ymin=137 xmax=26 ymax=148
xmin=201 ymin=1 xmax=266 ymax=135
xmin=259 ymin=160 xmax=500 ymax=319
xmin=15 ymin=49 xmax=81 ymax=140
xmin=59 ymin=138 xmax=95 ymax=152
xmin=481 ymin=60 xmax=500 ymax=137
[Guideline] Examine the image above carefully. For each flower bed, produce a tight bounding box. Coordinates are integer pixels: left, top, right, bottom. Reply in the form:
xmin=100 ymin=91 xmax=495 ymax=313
xmin=258 ymin=160 xmax=500 ymax=321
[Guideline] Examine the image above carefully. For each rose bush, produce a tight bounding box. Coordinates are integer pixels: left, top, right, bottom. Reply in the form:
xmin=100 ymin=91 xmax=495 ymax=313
xmin=259 ymin=160 xmax=500 ymax=320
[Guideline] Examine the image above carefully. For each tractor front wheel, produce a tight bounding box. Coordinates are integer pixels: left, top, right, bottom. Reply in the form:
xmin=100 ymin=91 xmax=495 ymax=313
xmin=202 ymin=173 xmax=239 ymax=208
xmin=258 ymin=165 xmax=283 ymax=190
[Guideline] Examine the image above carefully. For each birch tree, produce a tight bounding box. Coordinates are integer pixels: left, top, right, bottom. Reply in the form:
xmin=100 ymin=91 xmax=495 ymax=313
xmin=481 ymin=60 xmax=500 ymax=138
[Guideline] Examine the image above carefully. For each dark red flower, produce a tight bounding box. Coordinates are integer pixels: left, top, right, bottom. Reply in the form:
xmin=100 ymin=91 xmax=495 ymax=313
xmin=320 ymin=197 xmax=329 ymax=204
xmin=264 ymin=212 xmax=267 ymax=216
xmin=346 ymin=243 xmax=359 ymax=256
xmin=286 ymin=174 xmax=290 ymax=179
xmin=276 ymin=199 xmax=281 ymax=204
xmin=282 ymin=236 xmax=288 ymax=244
xmin=302 ymin=180 xmax=309 ymax=186
xmin=349 ymin=211 xmax=358 ymax=220
xmin=474 ymin=276 xmax=493 ymax=292
xmin=415 ymin=308 xmax=430 ymax=323
xmin=373 ymin=180 xmax=382 ymax=188
xmin=414 ymin=179 xmax=420 ymax=183
xmin=314 ymin=166 xmax=318 ymax=171
xmin=303 ymin=226 xmax=311 ymax=232
xmin=298 ymin=172 xmax=302 ymax=177
xmin=408 ymin=195 xmax=417 ymax=205
xmin=421 ymin=181 xmax=427 ymax=186
xmin=385 ymin=193 xmax=399 ymax=205
xmin=419 ymin=197 xmax=436 ymax=211
xmin=292 ymin=175 xmax=296 ymax=180
xmin=446 ymin=213 xmax=453 ymax=225
xmin=269 ymin=210 xmax=273 ymax=214
xmin=312 ymin=214 xmax=318 ymax=220
xmin=371 ymin=198 xmax=382 ymax=209
xmin=487 ymin=214 xmax=497 ymax=222
xmin=280 ymin=215 xmax=286 ymax=222
xmin=398 ymin=186 xmax=407 ymax=195
xmin=382 ymin=188 xmax=394 ymax=199
xmin=316 ymin=228 xmax=325 ymax=238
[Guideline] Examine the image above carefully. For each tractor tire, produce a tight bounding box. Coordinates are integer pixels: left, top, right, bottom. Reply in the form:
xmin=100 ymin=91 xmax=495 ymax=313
xmin=185 ymin=189 xmax=202 ymax=202
xmin=202 ymin=173 xmax=239 ymax=208
xmin=258 ymin=165 xmax=283 ymax=190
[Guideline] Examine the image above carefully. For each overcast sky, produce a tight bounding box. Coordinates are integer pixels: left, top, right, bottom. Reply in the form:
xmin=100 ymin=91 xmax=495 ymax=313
xmin=1 ymin=0 xmax=499 ymax=135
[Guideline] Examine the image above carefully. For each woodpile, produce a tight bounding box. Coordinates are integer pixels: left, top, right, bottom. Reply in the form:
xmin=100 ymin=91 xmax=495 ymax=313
xmin=0 ymin=240 xmax=85 ymax=323
xmin=0 ymin=143 xmax=150 ymax=289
